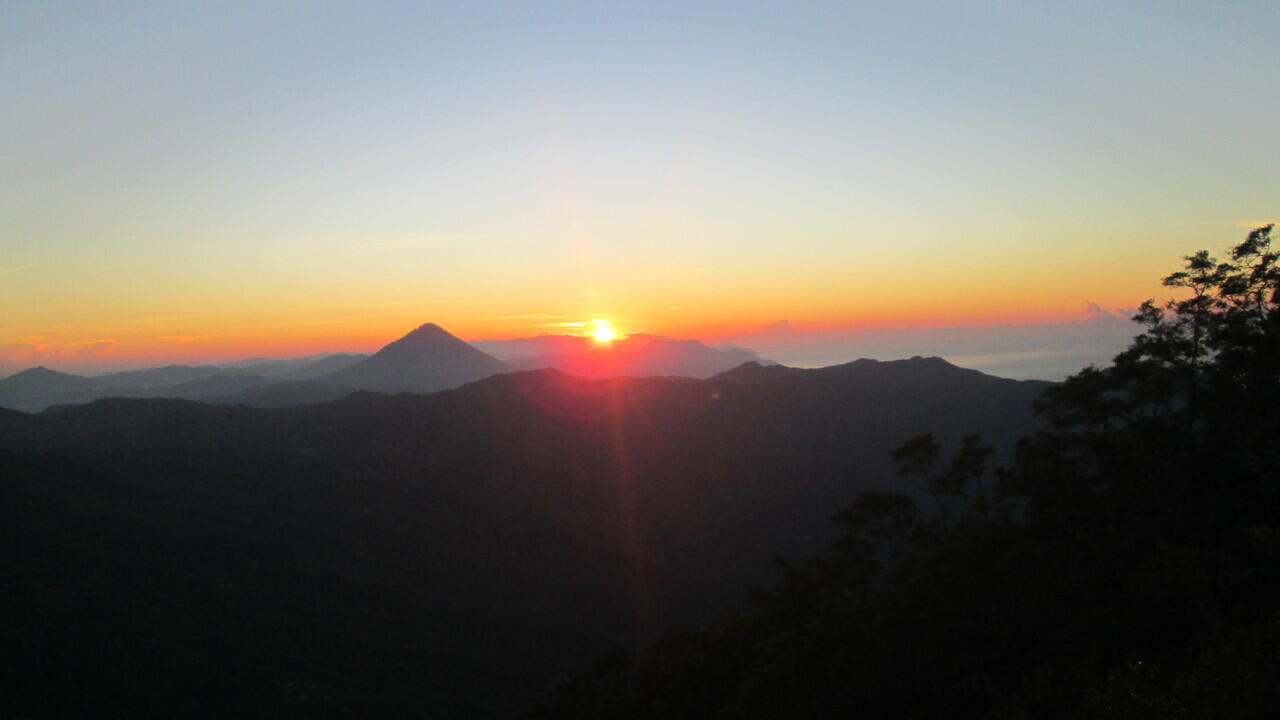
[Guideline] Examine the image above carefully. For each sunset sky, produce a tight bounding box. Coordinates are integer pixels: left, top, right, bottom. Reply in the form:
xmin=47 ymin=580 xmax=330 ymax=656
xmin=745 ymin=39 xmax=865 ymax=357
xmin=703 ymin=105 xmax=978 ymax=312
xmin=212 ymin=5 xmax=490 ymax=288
xmin=3 ymin=1 xmax=1278 ymax=372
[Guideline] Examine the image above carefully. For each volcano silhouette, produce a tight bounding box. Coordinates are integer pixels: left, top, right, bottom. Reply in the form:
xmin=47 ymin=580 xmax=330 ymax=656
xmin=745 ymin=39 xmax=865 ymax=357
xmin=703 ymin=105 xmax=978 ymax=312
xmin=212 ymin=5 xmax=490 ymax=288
xmin=323 ymin=323 xmax=506 ymax=394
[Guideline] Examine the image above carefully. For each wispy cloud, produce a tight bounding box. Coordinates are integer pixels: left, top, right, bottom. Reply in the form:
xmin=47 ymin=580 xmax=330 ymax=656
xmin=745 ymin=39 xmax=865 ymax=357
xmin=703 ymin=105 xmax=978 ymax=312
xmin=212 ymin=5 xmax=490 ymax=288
xmin=0 ymin=343 xmax=50 ymax=360
xmin=1234 ymin=219 xmax=1279 ymax=228
xmin=66 ymin=339 xmax=115 ymax=358
xmin=1 ymin=338 xmax=114 ymax=362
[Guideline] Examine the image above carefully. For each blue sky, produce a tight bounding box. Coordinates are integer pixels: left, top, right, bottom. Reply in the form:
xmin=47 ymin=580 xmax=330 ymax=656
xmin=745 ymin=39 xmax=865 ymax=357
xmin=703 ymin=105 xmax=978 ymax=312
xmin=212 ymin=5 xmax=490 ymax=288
xmin=2 ymin=1 xmax=1277 ymax=372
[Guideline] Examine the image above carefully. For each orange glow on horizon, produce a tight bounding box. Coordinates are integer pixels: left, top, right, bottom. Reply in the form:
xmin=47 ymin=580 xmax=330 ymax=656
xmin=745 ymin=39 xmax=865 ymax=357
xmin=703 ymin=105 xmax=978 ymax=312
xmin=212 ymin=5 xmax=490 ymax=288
xmin=0 ymin=298 xmax=1153 ymax=374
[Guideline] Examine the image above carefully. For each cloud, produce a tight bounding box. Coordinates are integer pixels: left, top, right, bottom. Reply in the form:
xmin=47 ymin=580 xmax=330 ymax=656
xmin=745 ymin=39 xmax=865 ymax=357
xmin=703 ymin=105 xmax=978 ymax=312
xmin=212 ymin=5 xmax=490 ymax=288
xmin=0 ymin=343 xmax=51 ymax=361
xmin=1235 ymin=219 xmax=1279 ymax=228
xmin=67 ymin=339 xmax=115 ymax=358
xmin=0 ymin=339 xmax=113 ymax=364
xmin=1083 ymin=302 xmax=1115 ymax=321
xmin=1080 ymin=302 xmax=1137 ymax=326
xmin=157 ymin=335 xmax=210 ymax=343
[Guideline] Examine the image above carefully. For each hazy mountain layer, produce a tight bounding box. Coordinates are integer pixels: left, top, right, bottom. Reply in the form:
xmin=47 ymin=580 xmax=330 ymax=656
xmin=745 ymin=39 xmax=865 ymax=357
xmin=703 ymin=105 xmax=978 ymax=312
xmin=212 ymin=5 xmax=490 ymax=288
xmin=1 ymin=326 xmax=774 ymax=412
xmin=210 ymin=327 xmax=776 ymax=408
xmin=222 ymin=352 xmax=368 ymax=380
xmin=0 ymin=353 xmax=366 ymax=412
xmin=210 ymin=324 xmax=509 ymax=407
xmin=495 ymin=334 xmax=772 ymax=379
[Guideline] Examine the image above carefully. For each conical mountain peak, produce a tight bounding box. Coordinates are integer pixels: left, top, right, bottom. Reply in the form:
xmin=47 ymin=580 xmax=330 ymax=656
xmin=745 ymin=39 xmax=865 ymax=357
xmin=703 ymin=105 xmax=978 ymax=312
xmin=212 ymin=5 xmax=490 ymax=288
xmin=323 ymin=323 xmax=506 ymax=394
xmin=18 ymin=365 xmax=56 ymax=376
xmin=409 ymin=322 xmax=449 ymax=337
xmin=3 ymin=365 xmax=86 ymax=384
xmin=374 ymin=322 xmax=472 ymax=357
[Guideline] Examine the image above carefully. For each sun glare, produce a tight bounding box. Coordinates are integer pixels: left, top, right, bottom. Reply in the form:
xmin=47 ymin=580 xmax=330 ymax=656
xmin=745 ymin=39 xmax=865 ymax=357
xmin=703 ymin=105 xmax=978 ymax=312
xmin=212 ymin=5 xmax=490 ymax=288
xmin=590 ymin=321 xmax=616 ymax=343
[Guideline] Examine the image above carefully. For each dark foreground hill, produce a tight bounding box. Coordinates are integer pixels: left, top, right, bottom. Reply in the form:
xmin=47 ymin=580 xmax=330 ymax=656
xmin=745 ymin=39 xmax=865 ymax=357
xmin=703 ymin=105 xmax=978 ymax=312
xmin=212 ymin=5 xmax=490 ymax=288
xmin=1 ymin=358 xmax=1046 ymax=718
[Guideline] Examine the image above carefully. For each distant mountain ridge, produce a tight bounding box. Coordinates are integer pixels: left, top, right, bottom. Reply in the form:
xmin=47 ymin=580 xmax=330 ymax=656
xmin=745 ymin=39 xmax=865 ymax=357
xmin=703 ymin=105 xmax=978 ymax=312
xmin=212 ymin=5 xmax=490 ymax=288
xmin=0 ymin=352 xmax=366 ymax=412
xmin=212 ymin=323 xmax=510 ymax=407
xmin=0 ymin=324 xmax=779 ymax=412
xmin=476 ymin=332 xmax=773 ymax=379
xmin=0 ymin=367 xmax=99 ymax=412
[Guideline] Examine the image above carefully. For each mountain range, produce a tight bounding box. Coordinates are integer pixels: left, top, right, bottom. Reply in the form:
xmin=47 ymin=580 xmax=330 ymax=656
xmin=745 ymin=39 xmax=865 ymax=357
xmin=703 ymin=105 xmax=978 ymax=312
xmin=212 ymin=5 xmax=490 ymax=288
xmin=1 ymin=355 xmax=1048 ymax=717
xmin=473 ymin=333 xmax=771 ymax=378
xmin=0 ymin=324 xmax=774 ymax=412
xmin=0 ymin=353 xmax=369 ymax=412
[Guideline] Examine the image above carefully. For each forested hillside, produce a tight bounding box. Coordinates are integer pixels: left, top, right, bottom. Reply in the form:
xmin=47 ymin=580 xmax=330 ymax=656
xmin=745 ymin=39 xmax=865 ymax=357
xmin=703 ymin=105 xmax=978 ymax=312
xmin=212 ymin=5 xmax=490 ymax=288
xmin=1 ymin=357 xmax=1043 ymax=717
xmin=530 ymin=225 xmax=1280 ymax=719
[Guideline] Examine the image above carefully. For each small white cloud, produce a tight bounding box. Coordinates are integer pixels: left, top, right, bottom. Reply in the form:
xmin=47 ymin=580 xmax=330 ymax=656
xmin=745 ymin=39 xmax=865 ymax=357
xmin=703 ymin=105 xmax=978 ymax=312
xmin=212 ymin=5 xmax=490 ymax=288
xmin=1083 ymin=302 xmax=1114 ymax=321
xmin=67 ymin=339 xmax=115 ymax=358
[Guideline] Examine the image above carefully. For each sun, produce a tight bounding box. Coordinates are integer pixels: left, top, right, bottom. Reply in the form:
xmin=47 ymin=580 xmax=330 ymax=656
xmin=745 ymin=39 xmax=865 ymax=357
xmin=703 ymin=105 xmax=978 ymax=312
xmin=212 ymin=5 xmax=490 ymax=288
xmin=590 ymin=321 xmax=616 ymax=344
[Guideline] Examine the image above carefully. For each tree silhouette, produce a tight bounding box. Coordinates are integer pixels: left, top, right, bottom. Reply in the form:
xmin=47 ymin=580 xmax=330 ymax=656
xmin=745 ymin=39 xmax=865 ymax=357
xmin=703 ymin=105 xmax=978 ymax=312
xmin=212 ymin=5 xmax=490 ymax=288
xmin=530 ymin=224 xmax=1280 ymax=719
xmin=890 ymin=432 xmax=993 ymax=536
xmin=1038 ymin=223 xmax=1278 ymax=436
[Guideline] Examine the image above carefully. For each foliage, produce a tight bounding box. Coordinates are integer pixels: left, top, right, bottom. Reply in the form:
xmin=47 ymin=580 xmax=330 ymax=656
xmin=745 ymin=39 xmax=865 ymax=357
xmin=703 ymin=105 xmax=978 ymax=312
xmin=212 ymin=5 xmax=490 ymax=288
xmin=530 ymin=225 xmax=1280 ymax=719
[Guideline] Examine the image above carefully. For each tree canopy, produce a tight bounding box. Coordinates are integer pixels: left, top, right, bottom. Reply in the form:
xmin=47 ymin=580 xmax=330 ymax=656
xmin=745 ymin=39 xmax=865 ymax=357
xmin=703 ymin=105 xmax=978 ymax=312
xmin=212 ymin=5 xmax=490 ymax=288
xmin=529 ymin=224 xmax=1280 ymax=719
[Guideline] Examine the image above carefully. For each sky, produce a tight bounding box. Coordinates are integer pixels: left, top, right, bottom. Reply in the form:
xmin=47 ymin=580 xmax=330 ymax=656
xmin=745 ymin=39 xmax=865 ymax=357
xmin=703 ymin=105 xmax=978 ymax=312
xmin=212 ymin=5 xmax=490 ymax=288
xmin=2 ymin=1 xmax=1278 ymax=374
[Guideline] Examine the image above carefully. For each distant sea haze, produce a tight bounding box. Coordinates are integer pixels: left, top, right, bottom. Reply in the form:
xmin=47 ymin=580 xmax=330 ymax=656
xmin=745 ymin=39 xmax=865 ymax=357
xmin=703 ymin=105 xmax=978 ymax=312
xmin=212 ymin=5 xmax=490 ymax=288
xmin=723 ymin=309 xmax=1138 ymax=381
xmin=767 ymin=347 xmax=1119 ymax=382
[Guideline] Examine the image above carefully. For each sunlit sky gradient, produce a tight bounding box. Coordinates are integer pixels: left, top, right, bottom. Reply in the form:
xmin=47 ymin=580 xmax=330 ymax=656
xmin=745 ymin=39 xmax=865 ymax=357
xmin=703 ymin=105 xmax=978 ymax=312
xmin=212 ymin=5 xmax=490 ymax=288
xmin=3 ymin=1 xmax=1278 ymax=371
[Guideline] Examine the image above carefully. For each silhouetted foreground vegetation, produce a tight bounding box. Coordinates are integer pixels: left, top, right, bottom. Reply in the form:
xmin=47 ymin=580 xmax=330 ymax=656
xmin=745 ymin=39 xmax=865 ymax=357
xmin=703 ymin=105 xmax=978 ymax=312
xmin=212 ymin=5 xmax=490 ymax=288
xmin=529 ymin=226 xmax=1280 ymax=718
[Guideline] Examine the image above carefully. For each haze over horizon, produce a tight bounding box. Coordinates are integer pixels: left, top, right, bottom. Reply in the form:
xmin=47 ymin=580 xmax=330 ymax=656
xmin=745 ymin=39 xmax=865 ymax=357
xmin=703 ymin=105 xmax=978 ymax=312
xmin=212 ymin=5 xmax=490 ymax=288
xmin=0 ymin=309 xmax=1138 ymax=383
xmin=4 ymin=2 xmax=1277 ymax=375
